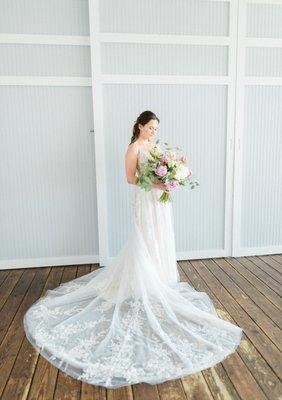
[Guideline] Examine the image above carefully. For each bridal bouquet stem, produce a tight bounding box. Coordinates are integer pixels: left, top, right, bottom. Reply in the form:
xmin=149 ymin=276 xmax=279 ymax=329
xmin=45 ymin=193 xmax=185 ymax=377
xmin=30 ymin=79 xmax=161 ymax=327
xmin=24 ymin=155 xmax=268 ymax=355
xmin=136 ymin=139 xmax=199 ymax=203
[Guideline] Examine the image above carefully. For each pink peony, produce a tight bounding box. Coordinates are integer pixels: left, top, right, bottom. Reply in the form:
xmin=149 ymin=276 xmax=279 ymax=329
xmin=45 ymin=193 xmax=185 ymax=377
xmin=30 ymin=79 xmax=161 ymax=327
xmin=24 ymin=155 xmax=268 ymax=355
xmin=160 ymin=155 xmax=169 ymax=164
xmin=165 ymin=180 xmax=180 ymax=191
xmin=155 ymin=165 xmax=167 ymax=176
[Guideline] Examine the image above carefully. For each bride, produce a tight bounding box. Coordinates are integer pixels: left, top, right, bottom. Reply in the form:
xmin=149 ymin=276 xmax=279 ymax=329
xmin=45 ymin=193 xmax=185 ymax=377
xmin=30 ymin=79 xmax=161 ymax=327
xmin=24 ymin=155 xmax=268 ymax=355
xmin=23 ymin=110 xmax=243 ymax=389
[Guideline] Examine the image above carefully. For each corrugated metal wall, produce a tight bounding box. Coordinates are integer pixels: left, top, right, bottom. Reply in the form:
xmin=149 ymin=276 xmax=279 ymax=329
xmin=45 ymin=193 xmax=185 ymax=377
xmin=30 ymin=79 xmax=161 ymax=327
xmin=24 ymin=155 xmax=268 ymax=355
xmin=90 ymin=0 xmax=237 ymax=265
xmin=0 ymin=0 xmax=99 ymax=268
xmin=1 ymin=0 xmax=281 ymax=269
xmin=233 ymin=1 xmax=282 ymax=255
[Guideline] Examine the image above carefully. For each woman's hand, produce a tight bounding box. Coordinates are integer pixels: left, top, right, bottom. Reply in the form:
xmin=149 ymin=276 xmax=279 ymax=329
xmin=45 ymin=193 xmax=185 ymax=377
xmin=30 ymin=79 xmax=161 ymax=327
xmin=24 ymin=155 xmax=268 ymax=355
xmin=151 ymin=180 xmax=167 ymax=191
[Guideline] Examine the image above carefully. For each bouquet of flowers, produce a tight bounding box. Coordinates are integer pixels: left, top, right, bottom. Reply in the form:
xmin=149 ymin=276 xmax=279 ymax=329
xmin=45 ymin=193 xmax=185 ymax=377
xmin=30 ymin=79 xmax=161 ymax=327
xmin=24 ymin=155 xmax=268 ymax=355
xmin=136 ymin=139 xmax=199 ymax=202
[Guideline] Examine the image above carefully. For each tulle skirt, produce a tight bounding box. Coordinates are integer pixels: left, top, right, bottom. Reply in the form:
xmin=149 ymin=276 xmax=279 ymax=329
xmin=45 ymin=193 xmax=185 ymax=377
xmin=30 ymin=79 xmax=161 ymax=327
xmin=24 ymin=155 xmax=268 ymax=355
xmin=23 ymin=185 xmax=243 ymax=388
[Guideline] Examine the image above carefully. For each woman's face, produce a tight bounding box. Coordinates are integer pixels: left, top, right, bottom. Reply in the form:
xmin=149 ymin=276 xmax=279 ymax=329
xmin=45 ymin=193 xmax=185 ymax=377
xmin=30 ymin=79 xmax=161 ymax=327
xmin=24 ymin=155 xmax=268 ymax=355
xmin=138 ymin=119 xmax=158 ymax=141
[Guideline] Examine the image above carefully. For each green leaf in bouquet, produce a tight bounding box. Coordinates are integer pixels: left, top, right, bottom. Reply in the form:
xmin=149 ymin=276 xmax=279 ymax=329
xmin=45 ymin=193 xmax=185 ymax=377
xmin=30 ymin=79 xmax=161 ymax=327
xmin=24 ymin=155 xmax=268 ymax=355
xmin=143 ymin=176 xmax=152 ymax=183
xmin=149 ymin=151 xmax=160 ymax=161
xmin=158 ymin=191 xmax=171 ymax=203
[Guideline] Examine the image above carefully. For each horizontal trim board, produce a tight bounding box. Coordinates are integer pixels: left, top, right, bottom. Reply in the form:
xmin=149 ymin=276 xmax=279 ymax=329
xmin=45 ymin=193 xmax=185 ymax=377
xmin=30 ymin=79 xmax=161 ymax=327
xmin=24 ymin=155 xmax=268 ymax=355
xmin=0 ymin=33 xmax=231 ymax=46
xmin=176 ymin=249 xmax=228 ymax=260
xmin=101 ymin=75 xmax=231 ymax=84
xmin=99 ymin=33 xmax=231 ymax=46
xmin=0 ymin=254 xmax=100 ymax=270
xmin=245 ymin=38 xmax=282 ymax=47
xmin=246 ymin=0 xmax=282 ymax=3
xmin=1 ymin=246 xmax=279 ymax=269
xmin=104 ymin=249 xmax=231 ymax=268
xmin=0 ymin=33 xmax=90 ymax=46
xmin=0 ymin=76 xmax=91 ymax=86
xmin=2 ymin=34 xmax=280 ymax=48
xmin=244 ymin=77 xmax=282 ymax=85
xmin=234 ymin=246 xmax=282 ymax=256
xmin=2 ymin=76 xmax=282 ymax=86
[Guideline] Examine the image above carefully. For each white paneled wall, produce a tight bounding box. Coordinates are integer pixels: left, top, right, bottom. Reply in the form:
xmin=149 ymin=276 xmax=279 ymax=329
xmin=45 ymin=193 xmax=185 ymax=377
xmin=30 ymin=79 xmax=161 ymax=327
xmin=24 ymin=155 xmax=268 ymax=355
xmin=98 ymin=0 xmax=230 ymax=36
xmin=0 ymin=44 xmax=91 ymax=76
xmin=242 ymin=87 xmax=282 ymax=248
xmin=1 ymin=0 xmax=281 ymax=269
xmin=89 ymin=0 xmax=239 ymax=265
xmin=100 ymin=43 xmax=229 ymax=76
xmin=0 ymin=0 xmax=99 ymax=269
xmin=102 ymin=84 xmax=228 ymax=257
xmin=232 ymin=0 xmax=282 ymax=256
xmin=0 ymin=0 xmax=90 ymax=36
xmin=89 ymin=0 xmax=282 ymax=266
xmin=246 ymin=2 xmax=282 ymax=37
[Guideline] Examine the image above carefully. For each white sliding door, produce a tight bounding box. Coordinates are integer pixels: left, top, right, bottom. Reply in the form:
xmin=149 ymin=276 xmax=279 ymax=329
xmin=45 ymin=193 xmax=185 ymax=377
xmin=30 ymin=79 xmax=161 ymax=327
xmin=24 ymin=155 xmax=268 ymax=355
xmin=0 ymin=0 xmax=99 ymax=269
xmin=232 ymin=0 xmax=282 ymax=256
xmin=88 ymin=0 xmax=240 ymax=265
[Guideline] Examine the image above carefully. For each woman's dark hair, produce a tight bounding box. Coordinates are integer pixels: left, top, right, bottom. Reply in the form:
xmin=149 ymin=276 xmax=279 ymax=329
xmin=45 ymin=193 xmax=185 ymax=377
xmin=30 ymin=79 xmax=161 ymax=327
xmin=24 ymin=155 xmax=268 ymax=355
xmin=130 ymin=110 xmax=160 ymax=145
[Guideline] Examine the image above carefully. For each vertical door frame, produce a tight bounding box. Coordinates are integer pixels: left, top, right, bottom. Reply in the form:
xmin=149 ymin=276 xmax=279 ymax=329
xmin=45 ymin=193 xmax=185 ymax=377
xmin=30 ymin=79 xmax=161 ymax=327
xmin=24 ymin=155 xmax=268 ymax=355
xmin=225 ymin=0 xmax=240 ymax=257
xmin=232 ymin=0 xmax=246 ymax=256
xmin=88 ymin=0 xmax=110 ymax=266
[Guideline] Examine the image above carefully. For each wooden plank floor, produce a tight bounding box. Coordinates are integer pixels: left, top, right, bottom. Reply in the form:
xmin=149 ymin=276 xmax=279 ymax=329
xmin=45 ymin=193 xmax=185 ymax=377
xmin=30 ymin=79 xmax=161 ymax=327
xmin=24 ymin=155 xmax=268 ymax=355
xmin=0 ymin=255 xmax=281 ymax=400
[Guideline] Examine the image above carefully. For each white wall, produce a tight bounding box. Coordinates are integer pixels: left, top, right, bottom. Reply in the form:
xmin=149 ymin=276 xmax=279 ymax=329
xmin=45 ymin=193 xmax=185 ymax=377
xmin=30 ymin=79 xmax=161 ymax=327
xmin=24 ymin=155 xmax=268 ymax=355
xmin=0 ymin=0 xmax=99 ymax=269
xmin=1 ymin=0 xmax=281 ymax=269
xmin=90 ymin=0 xmax=238 ymax=266
xmin=89 ymin=0 xmax=282 ymax=266
xmin=232 ymin=0 xmax=282 ymax=256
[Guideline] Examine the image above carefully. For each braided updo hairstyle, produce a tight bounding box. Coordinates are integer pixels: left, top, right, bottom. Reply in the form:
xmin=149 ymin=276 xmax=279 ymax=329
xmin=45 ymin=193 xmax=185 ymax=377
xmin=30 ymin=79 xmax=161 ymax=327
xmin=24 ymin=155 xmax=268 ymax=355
xmin=130 ymin=110 xmax=160 ymax=145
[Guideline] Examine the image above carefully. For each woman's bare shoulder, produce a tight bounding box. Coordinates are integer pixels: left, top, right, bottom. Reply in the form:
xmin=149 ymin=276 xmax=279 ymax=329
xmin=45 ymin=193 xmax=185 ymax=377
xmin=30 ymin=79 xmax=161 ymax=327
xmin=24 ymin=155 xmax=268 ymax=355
xmin=126 ymin=142 xmax=139 ymax=155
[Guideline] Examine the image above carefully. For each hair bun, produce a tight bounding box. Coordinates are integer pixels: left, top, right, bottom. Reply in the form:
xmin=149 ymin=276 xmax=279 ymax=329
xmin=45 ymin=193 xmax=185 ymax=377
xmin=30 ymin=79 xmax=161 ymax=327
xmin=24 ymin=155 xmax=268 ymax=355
xmin=129 ymin=110 xmax=159 ymax=145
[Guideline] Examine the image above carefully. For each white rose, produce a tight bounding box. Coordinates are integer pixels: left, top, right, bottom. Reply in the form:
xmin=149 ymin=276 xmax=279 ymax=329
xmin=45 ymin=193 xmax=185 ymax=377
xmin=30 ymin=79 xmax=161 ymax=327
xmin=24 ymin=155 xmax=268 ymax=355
xmin=175 ymin=165 xmax=189 ymax=180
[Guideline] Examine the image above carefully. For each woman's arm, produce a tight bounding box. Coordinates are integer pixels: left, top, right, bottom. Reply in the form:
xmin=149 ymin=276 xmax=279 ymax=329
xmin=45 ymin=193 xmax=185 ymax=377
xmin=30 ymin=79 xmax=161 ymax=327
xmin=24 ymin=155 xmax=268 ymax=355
xmin=125 ymin=143 xmax=139 ymax=185
xmin=124 ymin=144 xmax=167 ymax=190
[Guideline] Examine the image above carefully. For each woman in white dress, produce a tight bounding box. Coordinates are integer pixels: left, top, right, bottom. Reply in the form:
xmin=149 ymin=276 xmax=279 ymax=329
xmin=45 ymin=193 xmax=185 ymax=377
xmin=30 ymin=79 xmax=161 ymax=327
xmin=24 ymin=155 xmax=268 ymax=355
xmin=23 ymin=110 xmax=243 ymax=389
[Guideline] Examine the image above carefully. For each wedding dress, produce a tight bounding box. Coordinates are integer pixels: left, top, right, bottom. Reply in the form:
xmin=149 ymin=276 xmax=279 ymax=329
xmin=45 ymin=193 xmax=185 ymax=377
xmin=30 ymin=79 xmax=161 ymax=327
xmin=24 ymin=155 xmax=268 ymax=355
xmin=23 ymin=147 xmax=243 ymax=389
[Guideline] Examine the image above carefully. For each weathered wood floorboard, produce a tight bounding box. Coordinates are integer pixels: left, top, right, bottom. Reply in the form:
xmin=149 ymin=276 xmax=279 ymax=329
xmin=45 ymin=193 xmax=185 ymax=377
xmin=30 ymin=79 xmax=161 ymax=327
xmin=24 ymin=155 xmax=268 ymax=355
xmin=0 ymin=255 xmax=280 ymax=400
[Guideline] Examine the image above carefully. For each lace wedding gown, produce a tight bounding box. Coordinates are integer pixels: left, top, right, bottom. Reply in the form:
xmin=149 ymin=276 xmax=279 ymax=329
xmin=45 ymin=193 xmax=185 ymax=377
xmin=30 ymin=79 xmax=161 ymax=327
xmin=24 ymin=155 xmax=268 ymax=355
xmin=23 ymin=147 xmax=243 ymax=389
